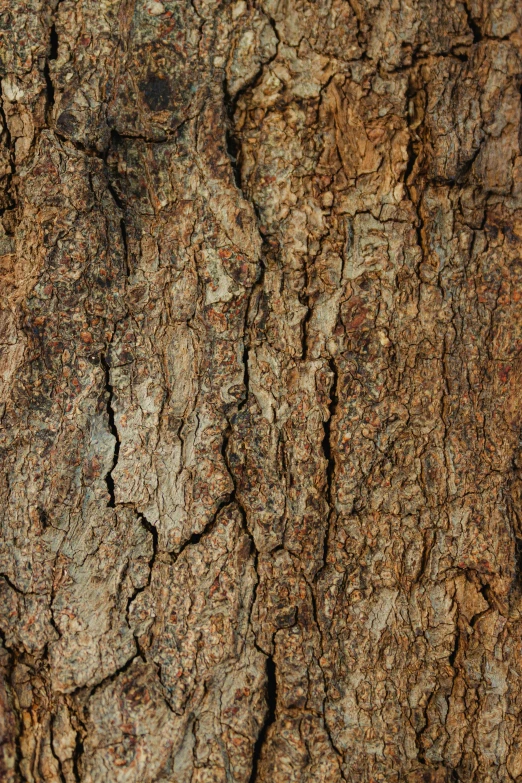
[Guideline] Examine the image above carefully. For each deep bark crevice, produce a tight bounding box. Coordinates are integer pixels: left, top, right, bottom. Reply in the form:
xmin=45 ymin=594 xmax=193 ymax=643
xmin=464 ymin=2 xmax=483 ymax=43
xmin=71 ymin=732 xmax=84 ymax=783
xmin=0 ymin=99 xmax=16 ymax=228
xmin=44 ymin=3 xmax=61 ymax=121
xmin=316 ymin=357 xmax=339 ymax=580
xmin=101 ymin=354 xmax=120 ymax=509
xmin=248 ymin=654 xmax=276 ymax=783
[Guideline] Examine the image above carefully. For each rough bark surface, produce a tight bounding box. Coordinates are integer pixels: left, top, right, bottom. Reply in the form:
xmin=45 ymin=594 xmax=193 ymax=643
xmin=1 ymin=0 xmax=522 ymax=781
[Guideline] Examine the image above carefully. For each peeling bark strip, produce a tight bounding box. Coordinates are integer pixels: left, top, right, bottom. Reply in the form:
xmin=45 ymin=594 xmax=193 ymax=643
xmin=0 ymin=0 xmax=522 ymax=781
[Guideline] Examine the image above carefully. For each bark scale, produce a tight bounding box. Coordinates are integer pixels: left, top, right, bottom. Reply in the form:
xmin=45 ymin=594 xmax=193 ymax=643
xmin=1 ymin=0 xmax=522 ymax=781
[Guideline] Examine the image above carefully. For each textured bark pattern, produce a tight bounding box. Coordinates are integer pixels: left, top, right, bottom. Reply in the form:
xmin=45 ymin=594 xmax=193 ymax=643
xmin=1 ymin=0 xmax=522 ymax=781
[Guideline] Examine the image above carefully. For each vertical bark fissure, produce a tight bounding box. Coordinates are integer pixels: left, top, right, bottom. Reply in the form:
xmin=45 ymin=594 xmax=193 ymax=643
xmin=43 ymin=24 xmax=58 ymax=121
xmin=222 ymin=257 xmax=276 ymax=778
xmin=101 ymin=354 xmax=119 ymax=509
xmin=70 ymin=705 xmax=88 ymax=783
xmin=222 ymin=39 xmax=284 ymax=771
xmin=44 ymin=0 xmax=67 ymax=130
xmin=320 ymin=357 xmax=339 ymax=576
xmin=464 ymin=2 xmax=483 ymax=43
xmin=248 ymin=655 xmax=276 ymax=783
xmin=0 ymin=95 xmax=15 ymax=229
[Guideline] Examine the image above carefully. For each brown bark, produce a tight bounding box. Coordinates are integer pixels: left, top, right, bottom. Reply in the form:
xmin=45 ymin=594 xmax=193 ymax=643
xmin=1 ymin=0 xmax=522 ymax=781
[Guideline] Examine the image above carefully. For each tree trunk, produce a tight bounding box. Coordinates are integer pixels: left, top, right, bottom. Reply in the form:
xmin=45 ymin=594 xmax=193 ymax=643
xmin=1 ymin=0 xmax=522 ymax=781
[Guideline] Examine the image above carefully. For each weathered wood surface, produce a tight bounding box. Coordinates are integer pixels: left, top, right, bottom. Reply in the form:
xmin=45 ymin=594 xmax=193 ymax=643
xmin=1 ymin=0 xmax=522 ymax=780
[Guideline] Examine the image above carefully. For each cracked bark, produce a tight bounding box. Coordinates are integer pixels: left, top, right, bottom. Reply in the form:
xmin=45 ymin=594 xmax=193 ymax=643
xmin=1 ymin=0 xmax=522 ymax=781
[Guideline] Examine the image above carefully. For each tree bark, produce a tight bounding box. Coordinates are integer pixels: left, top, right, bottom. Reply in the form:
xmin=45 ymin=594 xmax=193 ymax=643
xmin=1 ymin=0 xmax=522 ymax=781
